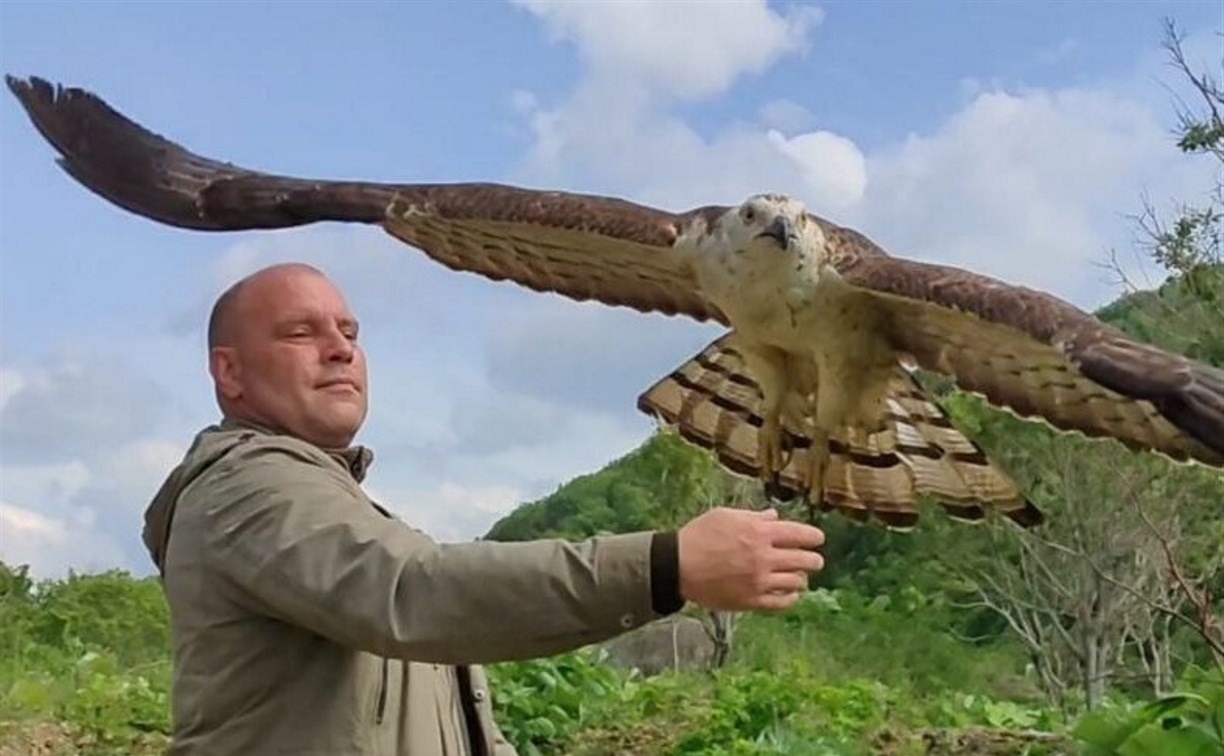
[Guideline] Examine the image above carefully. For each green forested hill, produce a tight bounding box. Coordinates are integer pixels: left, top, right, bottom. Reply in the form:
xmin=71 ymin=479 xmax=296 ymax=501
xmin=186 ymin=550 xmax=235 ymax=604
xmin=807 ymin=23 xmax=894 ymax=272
xmin=484 ymin=430 xmax=724 ymax=543
xmin=1096 ymin=262 xmax=1223 ymax=365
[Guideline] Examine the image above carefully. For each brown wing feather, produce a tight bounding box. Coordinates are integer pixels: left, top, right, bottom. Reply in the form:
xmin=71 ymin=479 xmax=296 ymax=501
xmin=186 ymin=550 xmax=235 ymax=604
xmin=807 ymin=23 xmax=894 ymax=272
xmin=636 ymin=335 xmax=1043 ymax=528
xmin=5 ymin=75 xmax=394 ymax=230
xmin=6 ymin=74 xmax=727 ymax=323
xmin=819 ymin=219 xmax=1224 ymax=467
xmin=382 ymin=194 xmax=729 ymax=322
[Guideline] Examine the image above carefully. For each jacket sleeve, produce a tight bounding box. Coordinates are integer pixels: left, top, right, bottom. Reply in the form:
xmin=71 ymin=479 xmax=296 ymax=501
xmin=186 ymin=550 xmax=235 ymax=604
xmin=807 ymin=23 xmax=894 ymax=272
xmin=197 ymin=437 xmax=670 ymax=664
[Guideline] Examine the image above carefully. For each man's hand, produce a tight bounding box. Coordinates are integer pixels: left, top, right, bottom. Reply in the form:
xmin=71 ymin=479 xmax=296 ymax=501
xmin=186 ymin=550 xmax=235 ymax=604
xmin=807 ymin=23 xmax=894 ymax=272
xmin=677 ymin=507 xmax=824 ymax=611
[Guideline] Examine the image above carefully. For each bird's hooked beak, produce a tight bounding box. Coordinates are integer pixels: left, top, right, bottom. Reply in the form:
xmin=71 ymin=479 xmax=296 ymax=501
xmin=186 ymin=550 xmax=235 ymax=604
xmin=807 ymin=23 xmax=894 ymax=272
xmin=757 ymin=215 xmax=795 ymax=248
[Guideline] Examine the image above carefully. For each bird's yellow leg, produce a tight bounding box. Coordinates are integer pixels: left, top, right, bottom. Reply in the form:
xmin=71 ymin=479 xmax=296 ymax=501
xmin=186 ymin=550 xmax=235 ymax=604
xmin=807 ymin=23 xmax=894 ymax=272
xmin=805 ymin=428 xmax=829 ymax=524
xmin=759 ymin=405 xmax=785 ymax=480
xmin=741 ymin=345 xmax=791 ymax=485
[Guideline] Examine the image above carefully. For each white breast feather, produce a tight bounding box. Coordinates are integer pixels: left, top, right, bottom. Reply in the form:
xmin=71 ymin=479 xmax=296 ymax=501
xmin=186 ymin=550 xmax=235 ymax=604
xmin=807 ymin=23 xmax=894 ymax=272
xmin=687 ymin=207 xmax=898 ymax=430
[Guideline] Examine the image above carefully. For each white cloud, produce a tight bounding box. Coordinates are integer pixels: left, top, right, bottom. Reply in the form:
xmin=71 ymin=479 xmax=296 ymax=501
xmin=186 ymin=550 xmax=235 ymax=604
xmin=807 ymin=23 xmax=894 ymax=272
xmin=439 ymin=482 xmax=524 ymax=516
xmin=0 ymin=350 xmax=192 ymax=577
xmin=509 ymin=89 xmax=539 ymax=115
xmin=0 ymin=502 xmax=126 ymax=578
xmin=0 ymin=368 xmax=25 ymax=413
xmin=466 ymin=412 xmax=647 ymax=500
xmin=513 ymin=0 xmax=822 ymax=101
xmin=204 ymin=225 xmax=453 ymax=327
xmin=486 ymin=298 xmax=721 ymax=413
xmin=508 ymin=0 xmax=844 ymax=210
xmin=365 ymin=405 xmax=649 ymax=543
xmin=857 ymin=86 xmax=1210 ymax=302
xmin=0 ymin=461 xmax=92 ymax=508
xmin=514 ymin=96 xmax=867 ymax=213
xmin=365 ymin=480 xmax=527 ymax=543
xmin=759 ymin=98 xmax=816 ymax=132
xmin=449 ymin=390 xmax=572 ymax=455
xmin=362 ymin=390 xmax=652 ymax=540
xmin=0 ymin=353 xmax=177 ymax=463
xmin=0 ymin=502 xmax=68 ymax=544
xmin=1035 ymin=37 xmax=1078 ymax=66
xmin=0 ymin=436 xmax=186 ymax=578
xmin=82 ymin=439 xmax=187 ymax=513
xmin=767 ymin=128 xmax=867 ymax=212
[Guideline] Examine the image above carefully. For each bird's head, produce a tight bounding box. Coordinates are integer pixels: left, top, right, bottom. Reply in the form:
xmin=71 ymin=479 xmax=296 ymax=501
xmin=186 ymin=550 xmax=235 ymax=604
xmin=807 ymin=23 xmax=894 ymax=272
xmin=726 ymin=193 xmax=824 ymax=262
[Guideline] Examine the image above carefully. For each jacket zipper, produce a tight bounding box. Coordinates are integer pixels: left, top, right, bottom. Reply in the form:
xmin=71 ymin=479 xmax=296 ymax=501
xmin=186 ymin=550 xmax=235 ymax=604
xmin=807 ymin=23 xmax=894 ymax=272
xmin=375 ymin=658 xmax=388 ymax=724
xmin=456 ymin=666 xmax=489 ymax=756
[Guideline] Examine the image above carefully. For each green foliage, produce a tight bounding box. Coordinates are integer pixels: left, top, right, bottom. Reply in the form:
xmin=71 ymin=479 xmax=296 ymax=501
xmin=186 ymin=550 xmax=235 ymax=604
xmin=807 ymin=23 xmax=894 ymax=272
xmin=660 ymin=669 xmax=886 ymax=754
xmin=32 ymin=571 xmax=168 ymax=668
xmin=1073 ymin=666 xmax=1224 ymax=755
xmin=1177 ymin=121 xmax=1224 ymax=154
xmin=1096 ymin=263 xmax=1223 ymax=366
xmin=0 ymin=563 xmax=171 ymax=754
xmin=488 ymin=639 xmax=1066 ymax=755
xmin=478 ymin=585 xmax=1066 ymax=755
xmin=486 ymin=648 xmax=623 ymax=755
xmin=59 ymin=651 xmax=170 ymax=753
xmin=735 ymin=588 xmax=1034 ymax=701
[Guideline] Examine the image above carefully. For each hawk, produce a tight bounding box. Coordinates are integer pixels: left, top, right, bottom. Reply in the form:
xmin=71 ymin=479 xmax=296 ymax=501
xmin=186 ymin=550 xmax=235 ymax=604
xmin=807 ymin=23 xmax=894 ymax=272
xmin=8 ymin=75 xmax=1223 ymax=529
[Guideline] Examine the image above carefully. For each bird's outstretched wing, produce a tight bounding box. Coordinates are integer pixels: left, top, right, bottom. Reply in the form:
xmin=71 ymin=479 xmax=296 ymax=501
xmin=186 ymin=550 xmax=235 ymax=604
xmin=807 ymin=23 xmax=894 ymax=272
xmin=5 ymin=75 xmax=729 ymax=324
xmin=818 ymin=221 xmax=1224 ymax=468
xmin=10 ymin=74 xmax=1222 ymax=471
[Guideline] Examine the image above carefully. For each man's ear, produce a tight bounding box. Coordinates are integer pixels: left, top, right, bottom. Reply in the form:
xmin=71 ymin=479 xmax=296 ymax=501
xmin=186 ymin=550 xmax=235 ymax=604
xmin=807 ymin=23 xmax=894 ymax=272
xmin=209 ymin=347 xmax=243 ymax=400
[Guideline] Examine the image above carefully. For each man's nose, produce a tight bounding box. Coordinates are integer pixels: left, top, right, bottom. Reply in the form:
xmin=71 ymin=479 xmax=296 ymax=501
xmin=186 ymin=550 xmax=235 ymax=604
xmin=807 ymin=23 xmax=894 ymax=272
xmin=321 ymin=329 xmax=355 ymax=361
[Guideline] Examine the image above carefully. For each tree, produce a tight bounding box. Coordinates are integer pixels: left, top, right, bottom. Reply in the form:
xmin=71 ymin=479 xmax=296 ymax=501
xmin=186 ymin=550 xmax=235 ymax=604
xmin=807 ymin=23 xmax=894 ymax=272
xmin=1105 ymin=20 xmax=1223 ymax=365
xmin=1103 ymin=18 xmax=1224 ymax=680
xmin=956 ymin=19 xmax=1224 ymax=713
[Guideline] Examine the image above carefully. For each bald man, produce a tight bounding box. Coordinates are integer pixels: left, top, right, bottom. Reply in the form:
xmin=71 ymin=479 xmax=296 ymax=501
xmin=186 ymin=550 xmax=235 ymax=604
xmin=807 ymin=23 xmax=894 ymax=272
xmin=142 ymin=263 xmax=826 ymax=755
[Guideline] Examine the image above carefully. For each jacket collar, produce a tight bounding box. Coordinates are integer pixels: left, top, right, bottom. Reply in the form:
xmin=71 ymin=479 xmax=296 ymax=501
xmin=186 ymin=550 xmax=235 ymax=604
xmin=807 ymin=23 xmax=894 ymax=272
xmin=219 ymin=416 xmax=375 ymax=483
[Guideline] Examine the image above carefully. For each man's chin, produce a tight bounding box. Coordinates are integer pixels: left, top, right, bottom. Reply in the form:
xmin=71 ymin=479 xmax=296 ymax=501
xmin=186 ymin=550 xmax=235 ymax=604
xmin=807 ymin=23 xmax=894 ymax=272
xmin=307 ymin=409 xmax=367 ymax=449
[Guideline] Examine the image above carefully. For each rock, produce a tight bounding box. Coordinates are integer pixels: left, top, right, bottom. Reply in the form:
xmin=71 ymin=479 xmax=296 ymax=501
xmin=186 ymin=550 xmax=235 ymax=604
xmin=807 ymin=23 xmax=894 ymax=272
xmin=600 ymin=616 xmax=716 ymax=677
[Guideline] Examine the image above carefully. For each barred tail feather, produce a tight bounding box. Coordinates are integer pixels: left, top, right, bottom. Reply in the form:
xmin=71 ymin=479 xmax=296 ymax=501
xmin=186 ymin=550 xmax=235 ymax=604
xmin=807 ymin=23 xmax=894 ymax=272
xmin=637 ymin=335 xmax=1043 ymax=528
xmin=634 ymin=335 xmax=769 ymax=481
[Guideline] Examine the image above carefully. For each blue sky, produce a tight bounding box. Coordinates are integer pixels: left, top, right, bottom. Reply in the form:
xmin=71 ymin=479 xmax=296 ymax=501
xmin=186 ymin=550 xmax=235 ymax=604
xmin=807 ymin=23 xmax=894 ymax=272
xmin=1 ymin=0 xmax=1219 ymax=577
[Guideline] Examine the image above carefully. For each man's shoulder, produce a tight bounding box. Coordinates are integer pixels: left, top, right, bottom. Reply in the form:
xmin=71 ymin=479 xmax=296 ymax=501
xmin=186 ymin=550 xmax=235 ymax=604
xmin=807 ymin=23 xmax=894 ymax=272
xmin=145 ymin=423 xmax=374 ymax=573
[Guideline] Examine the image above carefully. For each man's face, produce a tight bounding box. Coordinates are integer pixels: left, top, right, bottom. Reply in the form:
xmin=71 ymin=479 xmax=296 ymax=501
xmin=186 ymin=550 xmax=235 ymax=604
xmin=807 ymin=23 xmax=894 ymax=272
xmin=211 ymin=268 xmax=369 ymax=448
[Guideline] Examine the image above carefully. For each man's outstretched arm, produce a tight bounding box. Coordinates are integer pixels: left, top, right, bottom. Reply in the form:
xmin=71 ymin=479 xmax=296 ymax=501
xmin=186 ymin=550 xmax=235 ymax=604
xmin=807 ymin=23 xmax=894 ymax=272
xmin=199 ymin=436 xmax=825 ymax=664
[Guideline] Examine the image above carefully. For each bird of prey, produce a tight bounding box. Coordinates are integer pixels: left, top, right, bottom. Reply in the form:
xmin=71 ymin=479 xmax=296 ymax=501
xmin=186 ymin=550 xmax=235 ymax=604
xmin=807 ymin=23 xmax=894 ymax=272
xmin=8 ymin=75 xmax=1224 ymax=530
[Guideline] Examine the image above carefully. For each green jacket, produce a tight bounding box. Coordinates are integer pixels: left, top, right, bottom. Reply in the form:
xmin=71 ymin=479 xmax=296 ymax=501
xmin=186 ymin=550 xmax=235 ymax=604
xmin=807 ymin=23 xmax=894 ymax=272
xmin=142 ymin=420 xmax=681 ymax=755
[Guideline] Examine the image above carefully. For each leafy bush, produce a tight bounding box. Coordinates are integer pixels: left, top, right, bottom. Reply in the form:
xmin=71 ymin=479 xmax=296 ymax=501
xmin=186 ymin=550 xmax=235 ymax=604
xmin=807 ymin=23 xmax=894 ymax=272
xmin=60 ymin=651 xmax=170 ymax=753
xmin=487 ymin=647 xmax=625 ymax=754
xmin=736 ymin=588 xmax=1036 ymax=702
xmin=0 ymin=563 xmax=172 ymax=754
xmin=556 ymin=662 xmax=900 ymax=755
xmin=1073 ymin=665 xmax=1224 ymax=755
